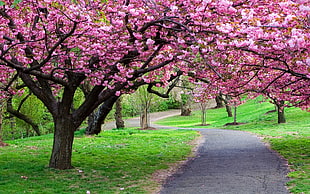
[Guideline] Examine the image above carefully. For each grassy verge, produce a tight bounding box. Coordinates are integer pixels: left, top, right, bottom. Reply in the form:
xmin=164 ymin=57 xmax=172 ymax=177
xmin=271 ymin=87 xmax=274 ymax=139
xmin=0 ymin=128 xmax=198 ymax=194
xmin=155 ymin=99 xmax=310 ymax=193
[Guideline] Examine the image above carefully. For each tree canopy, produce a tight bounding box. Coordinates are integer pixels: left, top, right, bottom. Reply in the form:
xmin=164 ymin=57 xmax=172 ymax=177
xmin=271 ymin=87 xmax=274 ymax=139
xmin=0 ymin=0 xmax=309 ymax=169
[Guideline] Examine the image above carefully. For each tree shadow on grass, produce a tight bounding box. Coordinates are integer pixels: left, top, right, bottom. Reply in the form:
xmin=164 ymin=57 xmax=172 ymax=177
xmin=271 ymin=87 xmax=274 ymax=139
xmin=224 ymin=122 xmax=246 ymax=126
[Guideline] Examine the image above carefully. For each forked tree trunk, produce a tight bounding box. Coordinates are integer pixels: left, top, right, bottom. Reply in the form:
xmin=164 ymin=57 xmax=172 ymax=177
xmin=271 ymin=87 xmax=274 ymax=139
xmin=140 ymin=107 xmax=149 ymax=129
xmin=49 ymin=116 xmax=75 ymax=169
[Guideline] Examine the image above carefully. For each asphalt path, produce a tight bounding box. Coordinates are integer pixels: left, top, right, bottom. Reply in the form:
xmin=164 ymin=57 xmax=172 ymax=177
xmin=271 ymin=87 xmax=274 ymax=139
xmin=103 ymin=109 xmax=290 ymax=194
xmin=160 ymin=128 xmax=289 ymax=194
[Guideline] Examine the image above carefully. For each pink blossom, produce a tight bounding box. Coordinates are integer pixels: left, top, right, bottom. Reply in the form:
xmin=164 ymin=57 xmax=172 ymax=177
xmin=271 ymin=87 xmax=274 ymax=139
xmin=115 ymin=91 xmax=121 ymax=96
xmin=146 ymin=38 xmax=155 ymax=46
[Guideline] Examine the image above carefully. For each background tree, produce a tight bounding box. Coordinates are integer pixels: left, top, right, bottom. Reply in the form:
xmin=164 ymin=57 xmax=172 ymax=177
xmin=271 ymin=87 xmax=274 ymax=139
xmin=214 ymin=94 xmax=224 ymax=109
xmin=137 ymin=86 xmax=152 ymax=129
xmin=6 ymin=96 xmax=41 ymax=136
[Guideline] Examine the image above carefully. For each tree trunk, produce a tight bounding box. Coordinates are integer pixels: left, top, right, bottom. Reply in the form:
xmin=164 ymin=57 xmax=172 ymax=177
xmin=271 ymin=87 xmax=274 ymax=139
xmin=233 ymin=106 xmax=237 ymax=124
xmin=225 ymin=104 xmax=233 ymax=117
xmin=200 ymin=102 xmax=207 ymax=125
xmin=276 ymin=103 xmax=286 ymax=124
xmin=114 ymin=98 xmax=124 ymax=129
xmin=222 ymin=95 xmax=232 ymax=117
xmin=140 ymin=107 xmax=149 ymax=129
xmin=180 ymin=94 xmax=192 ymax=116
xmin=181 ymin=107 xmax=191 ymax=116
xmin=49 ymin=116 xmax=75 ymax=170
xmin=201 ymin=109 xmax=206 ymax=125
xmin=215 ymin=95 xmax=224 ymax=108
xmin=86 ymin=96 xmax=119 ymax=135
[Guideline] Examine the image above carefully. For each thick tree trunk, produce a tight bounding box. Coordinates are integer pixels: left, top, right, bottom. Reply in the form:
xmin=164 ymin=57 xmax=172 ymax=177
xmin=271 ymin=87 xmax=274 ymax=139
xmin=181 ymin=107 xmax=191 ymax=116
xmin=215 ymin=95 xmax=224 ymax=108
xmin=86 ymin=106 xmax=105 ymax=135
xmin=276 ymin=104 xmax=286 ymax=124
xmin=86 ymin=96 xmax=119 ymax=135
xmin=233 ymin=106 xmax=237 ymax=124
xmin=225 ymin=104 xmax=233 ymax=117
xmin=49 ymin=116 xmax=75 ymax=170
xmin=180 ymin=94 xmax=192 ymax=116
xmin=114 ymin=98 xmax=124 ymax=129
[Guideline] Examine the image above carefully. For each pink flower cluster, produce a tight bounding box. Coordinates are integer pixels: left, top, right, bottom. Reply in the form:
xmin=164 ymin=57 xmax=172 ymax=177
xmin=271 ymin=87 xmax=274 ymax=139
xmin=0 ymin=0 xmax=308 ymax=110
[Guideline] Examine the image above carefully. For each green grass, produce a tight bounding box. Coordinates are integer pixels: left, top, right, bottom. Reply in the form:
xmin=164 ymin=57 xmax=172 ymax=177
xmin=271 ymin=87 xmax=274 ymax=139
xmin=155 ymin=99 xmax=310 ymax=194
xmin=0 ymin=128 xmax=198 ymax=194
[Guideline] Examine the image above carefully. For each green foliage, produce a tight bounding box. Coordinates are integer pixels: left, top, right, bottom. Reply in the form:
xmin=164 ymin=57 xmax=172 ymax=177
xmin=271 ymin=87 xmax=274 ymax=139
xmin=120 ymin=91 xmax=173 ymax=118
xmin=181 ymin=93 xmax=189 ymax=104
xmin=73 ymin=88 xmax=85 ymax=110
xmin=11 ymin=0 xmax=22 ymax=8
xmin=2 ymin=93 xmax=53 ymax=140
xmin=0 ymin=129 xmax=198 ymax=193
xmin=165 ymin=96 xmax=181 ymax=109
xmin=155 ymin=98 xmax=310 ymax=193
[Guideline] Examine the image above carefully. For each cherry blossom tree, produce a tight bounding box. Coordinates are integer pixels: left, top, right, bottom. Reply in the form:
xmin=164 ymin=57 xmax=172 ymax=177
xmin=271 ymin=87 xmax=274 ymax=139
xmin=0 ymin=0 xmax=199 ymax=169
xmin=193 ymin=0 xmax=310 ymax=110
xmin=0 ymin=0 xmax=309 ymax=170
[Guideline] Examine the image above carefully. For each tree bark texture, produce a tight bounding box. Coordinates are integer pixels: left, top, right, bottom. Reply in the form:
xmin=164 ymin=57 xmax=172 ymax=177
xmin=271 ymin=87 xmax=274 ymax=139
xmin=233 ymin=106 xmax=237 ymax=124
xmin=140 ymin=107 xmax=149 ymax=129
xmin=225 ymin=104 xmax=233 ymax=117
xmin=276 ymin=103 xmax=286 ymax=124
xmin=86 ymin=96 xmax=119 ymax=135
xmin=180 ymin=93 xmax=192 ymax=116
xmin=201 ymin=109 xmax=206 ymax=125
xmin=215 ymin=95 xmax=224 ymax=108
xmin=114 ymin=98 xmax=125 ymax=129
xmin=49 ymin=116 xmax=75 ymax=169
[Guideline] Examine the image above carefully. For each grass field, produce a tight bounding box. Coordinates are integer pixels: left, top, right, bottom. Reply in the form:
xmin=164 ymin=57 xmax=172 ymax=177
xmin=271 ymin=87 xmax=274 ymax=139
xmin=155 ymin=99 xmax=310 ymax=193
xmin=0 ymin=128 xmax=198 ymax=194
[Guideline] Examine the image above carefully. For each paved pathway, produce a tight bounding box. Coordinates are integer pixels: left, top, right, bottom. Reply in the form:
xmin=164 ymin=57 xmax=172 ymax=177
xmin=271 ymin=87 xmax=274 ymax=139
xmin=104 ymin=109 xmax=290 ymax=194
xmin=160 ymin=128 xmax=289 ymax=194
xmin=103 ymin=109 xmax=181 ymax=130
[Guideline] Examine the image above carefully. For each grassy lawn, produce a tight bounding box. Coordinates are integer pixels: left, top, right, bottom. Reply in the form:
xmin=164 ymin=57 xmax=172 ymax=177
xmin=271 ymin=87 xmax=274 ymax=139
xmin=0 ymin=128 xmax=198 ymax=194
xmin=155 ymin=98 xmax=310 ymax=194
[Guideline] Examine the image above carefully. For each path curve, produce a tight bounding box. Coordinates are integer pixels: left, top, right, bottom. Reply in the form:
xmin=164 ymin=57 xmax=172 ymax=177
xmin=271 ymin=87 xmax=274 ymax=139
xmin=160 ymin=128 xmax=289 ymax=194
xmin=103 ymin=109 xmax=290 ymax=194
